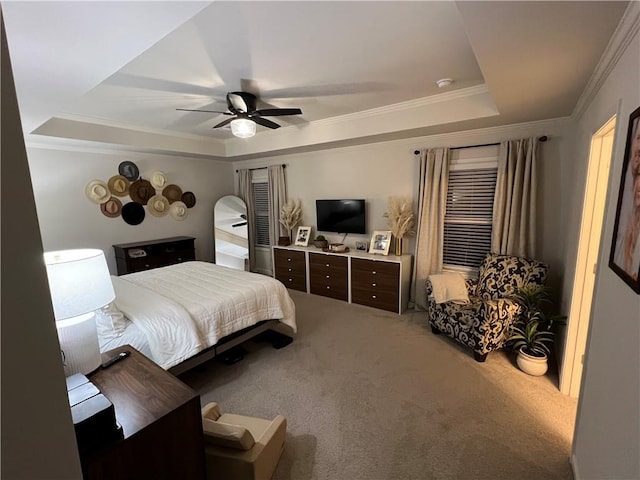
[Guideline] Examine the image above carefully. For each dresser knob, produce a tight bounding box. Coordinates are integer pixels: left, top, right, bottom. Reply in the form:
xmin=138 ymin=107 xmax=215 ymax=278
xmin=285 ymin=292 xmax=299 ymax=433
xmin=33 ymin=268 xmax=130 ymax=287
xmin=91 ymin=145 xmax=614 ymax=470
xmin=326 ymin=286 xmax=330 ymax=289
xmin=144 ymin=264 xmax=150 ymax=268
xmin=177 ymin=257 xmax=182 ymax=261
xmin=372 ymin=295 xmax=377 ymax=299
xmin=287 ymin=258 xmax=292 ymax=262
xmin=372 ymin=271 xmax=377 ymax=275
xmin=372 ymin=283 xmax=376 ymax=287
xmin=288 ymin=278 xmax=293 ymax=282
xmin=288 ymin=268 xmax=292 ymax=272
xmin=326 ymin=263 xmax=330 ymax=267
xmin=326 ymin=275 xmax=330 ymax=279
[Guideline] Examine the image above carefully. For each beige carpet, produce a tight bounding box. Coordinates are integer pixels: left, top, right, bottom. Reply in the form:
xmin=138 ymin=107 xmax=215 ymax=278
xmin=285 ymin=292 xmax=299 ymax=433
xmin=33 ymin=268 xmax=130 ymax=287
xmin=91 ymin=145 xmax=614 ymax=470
xmin=180 ymin=290 xmax=578 ymax=480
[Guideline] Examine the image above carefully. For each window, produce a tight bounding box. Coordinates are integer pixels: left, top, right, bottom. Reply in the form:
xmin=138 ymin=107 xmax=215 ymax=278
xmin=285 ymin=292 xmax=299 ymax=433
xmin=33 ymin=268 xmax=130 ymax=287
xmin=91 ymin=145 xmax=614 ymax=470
xmin=251 ymin=169 xmax=270 ymax=247
xmin=443 ymin=146 xmax=498 ymax=274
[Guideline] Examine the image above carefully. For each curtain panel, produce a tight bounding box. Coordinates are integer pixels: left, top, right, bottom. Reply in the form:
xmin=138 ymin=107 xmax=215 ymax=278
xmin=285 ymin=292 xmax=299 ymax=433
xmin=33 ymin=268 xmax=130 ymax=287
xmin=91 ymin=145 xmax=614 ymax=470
xmin=492 ymin=138 xmax=538 ymax=258
xmin=412 ymin=147 xmax=450 ymax=309
xmin=237 ymin=169 xmax=256 ymax=272
xmin=268 ymin=165 xmax=287 ymax=245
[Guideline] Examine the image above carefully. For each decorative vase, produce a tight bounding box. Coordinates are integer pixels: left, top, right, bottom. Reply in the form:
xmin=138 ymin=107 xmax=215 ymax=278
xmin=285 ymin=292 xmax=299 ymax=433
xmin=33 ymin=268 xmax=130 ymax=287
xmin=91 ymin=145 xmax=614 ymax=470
xmin=516 ymin=348 xmax=548 ymax=376
xmin=394 ymin=237 xmax=403 ymax=256
xmin=278 ymin=236 xmax=290 ymax=246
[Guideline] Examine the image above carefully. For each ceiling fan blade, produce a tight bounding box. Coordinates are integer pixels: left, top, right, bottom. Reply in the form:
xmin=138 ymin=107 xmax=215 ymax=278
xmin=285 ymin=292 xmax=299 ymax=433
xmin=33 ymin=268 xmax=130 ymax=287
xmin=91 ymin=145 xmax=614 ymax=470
xmin=252 ymin=117 xmax=280 ymax=129
xmin=227 ymin=92 xmax=257 ymax=114
xmin=254 ymin=108 xmax=302 ymax=117
xmin=213 ymin=117 xmax=235 ymax=129
xmin=177 ymin=108 xmax=232 ymax=115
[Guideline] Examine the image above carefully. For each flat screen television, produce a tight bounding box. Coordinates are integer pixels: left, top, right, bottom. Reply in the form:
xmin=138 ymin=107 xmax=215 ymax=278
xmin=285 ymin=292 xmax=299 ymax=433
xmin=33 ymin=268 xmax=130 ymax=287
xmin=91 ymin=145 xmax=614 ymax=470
xmin=316 ymin=199 xmax=366 ymax=234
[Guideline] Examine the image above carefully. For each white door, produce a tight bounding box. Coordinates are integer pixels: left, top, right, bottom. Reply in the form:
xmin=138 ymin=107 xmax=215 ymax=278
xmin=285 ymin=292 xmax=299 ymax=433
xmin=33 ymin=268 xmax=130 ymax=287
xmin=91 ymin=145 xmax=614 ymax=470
xmin=560 ymin=116 xmax=616 ymax=397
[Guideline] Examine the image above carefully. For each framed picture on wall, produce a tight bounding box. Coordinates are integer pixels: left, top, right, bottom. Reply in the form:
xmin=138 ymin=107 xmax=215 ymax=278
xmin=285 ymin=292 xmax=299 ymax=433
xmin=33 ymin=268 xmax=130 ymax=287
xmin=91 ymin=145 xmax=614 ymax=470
xmin=369 ymin=230 xmax=391 ymax=255
xmin=609 ymin=105 xmax=640 ymax=293
xmin=294 ymin=226 xmax=311 ymax=246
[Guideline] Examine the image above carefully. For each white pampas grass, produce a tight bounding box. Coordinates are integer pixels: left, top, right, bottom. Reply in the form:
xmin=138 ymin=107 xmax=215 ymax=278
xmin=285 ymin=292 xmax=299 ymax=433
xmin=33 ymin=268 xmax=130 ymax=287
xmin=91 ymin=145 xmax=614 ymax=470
xmin=384 ymin=196 xmax=415 ymax=239
xmin=279 ymin=199 xmax=303 ymax=235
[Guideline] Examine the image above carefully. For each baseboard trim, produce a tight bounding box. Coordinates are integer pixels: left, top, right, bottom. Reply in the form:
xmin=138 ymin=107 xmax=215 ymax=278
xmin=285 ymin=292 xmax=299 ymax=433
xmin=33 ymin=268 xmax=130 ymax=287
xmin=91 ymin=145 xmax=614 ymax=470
xmin=570 ymin=454 xmax=580 ymax=480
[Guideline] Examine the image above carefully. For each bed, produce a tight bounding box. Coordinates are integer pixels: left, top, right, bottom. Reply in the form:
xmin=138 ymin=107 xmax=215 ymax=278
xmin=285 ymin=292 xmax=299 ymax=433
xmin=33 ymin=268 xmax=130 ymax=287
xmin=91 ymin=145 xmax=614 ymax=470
xmin=97 ymin=261 xmax=296 ymax=374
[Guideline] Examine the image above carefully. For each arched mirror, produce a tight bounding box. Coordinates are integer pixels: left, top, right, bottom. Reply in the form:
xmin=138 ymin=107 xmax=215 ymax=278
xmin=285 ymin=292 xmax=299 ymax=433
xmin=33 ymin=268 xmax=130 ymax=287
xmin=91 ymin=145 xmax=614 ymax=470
xmin=214 ymin=195 xmax=249 ymax=271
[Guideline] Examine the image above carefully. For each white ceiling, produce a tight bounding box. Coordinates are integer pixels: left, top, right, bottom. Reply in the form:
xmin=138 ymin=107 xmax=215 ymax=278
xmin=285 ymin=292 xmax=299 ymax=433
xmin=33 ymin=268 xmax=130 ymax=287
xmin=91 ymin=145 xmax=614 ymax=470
xmin=2 ymin=1 xmax=628 ymax=160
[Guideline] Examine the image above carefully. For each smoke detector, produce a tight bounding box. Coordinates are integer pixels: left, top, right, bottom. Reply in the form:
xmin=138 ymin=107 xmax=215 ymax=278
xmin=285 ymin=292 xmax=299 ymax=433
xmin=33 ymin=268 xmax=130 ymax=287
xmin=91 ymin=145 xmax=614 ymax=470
xmin=436 ymin=78 xmax=454 ymax=88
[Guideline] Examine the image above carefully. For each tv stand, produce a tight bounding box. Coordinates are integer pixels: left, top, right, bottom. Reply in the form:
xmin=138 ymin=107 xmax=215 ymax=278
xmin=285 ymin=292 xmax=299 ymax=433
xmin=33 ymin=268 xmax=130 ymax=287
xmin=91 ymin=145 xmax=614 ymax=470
xmin=272 ymin=246 xmax=412 ymax=314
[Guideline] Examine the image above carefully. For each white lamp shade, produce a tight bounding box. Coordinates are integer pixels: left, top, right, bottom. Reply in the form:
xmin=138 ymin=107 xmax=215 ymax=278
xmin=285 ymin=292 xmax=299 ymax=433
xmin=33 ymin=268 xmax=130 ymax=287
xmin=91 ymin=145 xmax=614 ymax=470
xmin=230 ymin=118 xmax=256 ymax=138
xmin=44 ymin=249 xmax=115 ymax=320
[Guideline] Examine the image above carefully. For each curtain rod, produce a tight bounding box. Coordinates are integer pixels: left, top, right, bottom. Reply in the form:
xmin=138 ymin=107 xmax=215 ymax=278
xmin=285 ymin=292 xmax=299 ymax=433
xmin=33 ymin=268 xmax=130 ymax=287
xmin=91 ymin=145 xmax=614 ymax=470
xmin=413 ymin=136 xmax=547 ymax=155
xmin=235 ymin=164 xmax=286 ymax=173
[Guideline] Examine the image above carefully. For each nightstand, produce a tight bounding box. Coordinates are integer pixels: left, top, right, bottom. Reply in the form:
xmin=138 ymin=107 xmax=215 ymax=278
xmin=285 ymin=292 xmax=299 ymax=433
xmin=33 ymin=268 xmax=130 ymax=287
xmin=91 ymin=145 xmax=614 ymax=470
xmin=83 ymin=346 xmax=205 ymax=479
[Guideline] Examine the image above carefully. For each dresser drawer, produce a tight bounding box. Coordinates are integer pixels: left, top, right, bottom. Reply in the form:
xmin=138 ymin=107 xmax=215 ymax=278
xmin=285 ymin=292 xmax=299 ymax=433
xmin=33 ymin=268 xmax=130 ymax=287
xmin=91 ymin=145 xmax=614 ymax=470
xmin=273 ymin=249 xmax=306 ymax=269
xmin=351 ymin=258 xmax=399 ymax=278
xmin=308 ymin=253 xmax=348 ymax=301
xmin=351 ymin=285 xmax=399 ymax=313
xmin=273 ymin=249 xmax=307 ymax=292
xmin=274 ymin=271 xmax=306 ymax=292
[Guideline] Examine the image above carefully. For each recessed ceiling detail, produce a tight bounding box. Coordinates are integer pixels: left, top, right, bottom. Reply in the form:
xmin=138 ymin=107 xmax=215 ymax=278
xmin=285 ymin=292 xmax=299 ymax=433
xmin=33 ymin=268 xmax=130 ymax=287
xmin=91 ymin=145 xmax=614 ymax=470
xmin=2 ymin=1 xmax=628 ymax=160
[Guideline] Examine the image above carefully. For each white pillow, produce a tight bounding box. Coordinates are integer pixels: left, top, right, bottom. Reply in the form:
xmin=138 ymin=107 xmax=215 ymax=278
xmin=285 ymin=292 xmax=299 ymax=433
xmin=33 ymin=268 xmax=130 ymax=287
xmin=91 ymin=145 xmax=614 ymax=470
xmin=429 ymin=273 xmax=470 ymax=304
xmin=95 ymin=302 xmax=126 ymax=339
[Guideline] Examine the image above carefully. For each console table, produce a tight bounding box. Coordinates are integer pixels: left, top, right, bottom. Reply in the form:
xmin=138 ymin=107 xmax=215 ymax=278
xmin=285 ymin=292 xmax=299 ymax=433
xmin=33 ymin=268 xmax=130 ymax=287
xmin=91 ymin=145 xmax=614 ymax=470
xmin=272 ymin=246 xmax=412 ymax=314
xmin=113 ymin=236 xmax=195 ymax=275
xmin=83 ymin=346 xmax=205 ymax=479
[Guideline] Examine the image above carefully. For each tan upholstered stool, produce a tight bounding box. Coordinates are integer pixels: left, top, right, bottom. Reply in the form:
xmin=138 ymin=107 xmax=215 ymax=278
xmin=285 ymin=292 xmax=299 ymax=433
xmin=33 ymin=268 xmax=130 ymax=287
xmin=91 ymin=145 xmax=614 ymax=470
xmin=201 ymin=402 xmax=286 ymax=480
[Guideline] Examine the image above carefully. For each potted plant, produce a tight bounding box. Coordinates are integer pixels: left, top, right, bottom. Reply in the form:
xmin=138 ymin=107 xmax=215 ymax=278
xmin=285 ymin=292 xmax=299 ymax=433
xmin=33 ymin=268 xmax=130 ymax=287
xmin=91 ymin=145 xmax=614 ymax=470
xmin=384 ymin=196 xmax=415 ymax=255
xmin=278 ymin=200 xmax=303 ymax=245
xmin=507 ymin=285 xmax=564 ymax=376
xmin=313 ymin=235 xmax=328 ymax=249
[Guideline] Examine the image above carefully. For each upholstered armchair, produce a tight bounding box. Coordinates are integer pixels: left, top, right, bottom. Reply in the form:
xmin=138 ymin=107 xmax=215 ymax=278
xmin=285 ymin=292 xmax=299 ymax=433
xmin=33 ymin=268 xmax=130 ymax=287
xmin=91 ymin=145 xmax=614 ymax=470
xmin=426 ymin=253 xmax=548 ymax=362
xmin=201 ymin=402 xmax=287 ymax=480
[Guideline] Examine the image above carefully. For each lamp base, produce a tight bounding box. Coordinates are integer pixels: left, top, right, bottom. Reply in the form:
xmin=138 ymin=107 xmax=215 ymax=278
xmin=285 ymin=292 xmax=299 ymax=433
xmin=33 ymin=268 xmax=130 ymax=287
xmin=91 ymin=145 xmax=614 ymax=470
xmin=57 ymin=312 xmax=101 ymax=376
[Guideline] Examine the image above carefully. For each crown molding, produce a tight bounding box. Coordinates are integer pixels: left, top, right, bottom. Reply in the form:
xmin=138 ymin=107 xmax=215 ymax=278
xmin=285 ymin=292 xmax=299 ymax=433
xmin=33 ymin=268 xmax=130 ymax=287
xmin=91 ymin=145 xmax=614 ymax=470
xmin=572 ymin=1 xmax=640 ymax=120
xmin=54 ymin=113 xmax=225 ymax=143
xmin=24 ymin=134 xmax=229 ymax=162
xmin=308 ymin=84 xmax=490 ymax=128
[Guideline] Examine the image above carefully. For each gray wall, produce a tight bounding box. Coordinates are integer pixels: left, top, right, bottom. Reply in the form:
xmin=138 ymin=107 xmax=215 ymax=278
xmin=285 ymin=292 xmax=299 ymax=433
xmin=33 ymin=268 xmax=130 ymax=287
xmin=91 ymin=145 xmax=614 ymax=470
xmin=571 ymin=20 xmax=640 ymax=480
xmin=1 ymin=15 xmax=82 ymax=479
xmin=26 ymin=147 xmax=234 ymax=274
xmin=233 ymin=119 xmax=572 ymax=295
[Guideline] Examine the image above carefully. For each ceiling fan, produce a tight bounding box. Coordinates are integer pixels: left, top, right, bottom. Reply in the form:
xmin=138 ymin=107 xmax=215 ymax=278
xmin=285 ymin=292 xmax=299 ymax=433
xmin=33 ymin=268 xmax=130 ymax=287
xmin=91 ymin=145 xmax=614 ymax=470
xmin=177 ymin=91 xmax=302 ymax=138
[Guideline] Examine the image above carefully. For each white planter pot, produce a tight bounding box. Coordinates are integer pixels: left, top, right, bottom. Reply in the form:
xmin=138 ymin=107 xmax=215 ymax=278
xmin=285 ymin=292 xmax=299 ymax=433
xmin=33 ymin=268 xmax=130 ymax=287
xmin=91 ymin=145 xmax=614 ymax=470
xmin=516 ymin=348 xmax=548 ymax=376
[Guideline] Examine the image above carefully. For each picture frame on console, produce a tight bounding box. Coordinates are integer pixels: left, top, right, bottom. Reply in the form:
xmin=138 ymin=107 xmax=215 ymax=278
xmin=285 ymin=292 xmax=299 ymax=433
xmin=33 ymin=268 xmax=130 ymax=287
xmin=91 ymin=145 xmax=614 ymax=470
xmin=369 ymin=231 xmax=391 ymax=255
xmin=356 ymin=241 xmax=368 ymax=252
xmin=609 ymin=105 xmax=640 ymax=293
xmin=294 ymin=226 xmax=312 ymax=247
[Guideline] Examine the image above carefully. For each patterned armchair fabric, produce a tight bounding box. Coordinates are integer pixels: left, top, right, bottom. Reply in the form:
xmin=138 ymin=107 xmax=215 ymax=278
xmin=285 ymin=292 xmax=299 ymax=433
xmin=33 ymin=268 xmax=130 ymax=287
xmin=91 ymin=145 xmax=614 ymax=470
xmin=426 ymin=253 xmax=548 ymax=362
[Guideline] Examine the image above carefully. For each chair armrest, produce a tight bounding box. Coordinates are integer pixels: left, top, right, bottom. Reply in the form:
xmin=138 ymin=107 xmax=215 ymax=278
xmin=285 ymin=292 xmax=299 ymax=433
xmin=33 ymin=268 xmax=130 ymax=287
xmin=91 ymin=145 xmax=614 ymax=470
xmin=465 ymin=278 xmax=478 ymax=297
xmin=202 ymin=402 xmax=222 ymax=421
xmin=472 ymin=298 xmax=522 ymax=353
xmin=205 ymin=415 xmax=287 ymax=464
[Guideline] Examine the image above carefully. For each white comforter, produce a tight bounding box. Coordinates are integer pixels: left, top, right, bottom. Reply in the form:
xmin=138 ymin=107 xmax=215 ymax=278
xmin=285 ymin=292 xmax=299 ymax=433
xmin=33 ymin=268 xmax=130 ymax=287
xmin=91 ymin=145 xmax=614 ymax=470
xmin=111 ymin=261 xmax=297 ymax=369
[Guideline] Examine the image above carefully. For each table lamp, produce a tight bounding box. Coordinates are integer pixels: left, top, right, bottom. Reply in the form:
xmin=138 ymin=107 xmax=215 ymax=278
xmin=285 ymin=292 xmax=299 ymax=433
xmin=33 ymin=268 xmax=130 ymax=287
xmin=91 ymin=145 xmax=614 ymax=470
xmin=44 ymin=249 xmax=115 ymax=376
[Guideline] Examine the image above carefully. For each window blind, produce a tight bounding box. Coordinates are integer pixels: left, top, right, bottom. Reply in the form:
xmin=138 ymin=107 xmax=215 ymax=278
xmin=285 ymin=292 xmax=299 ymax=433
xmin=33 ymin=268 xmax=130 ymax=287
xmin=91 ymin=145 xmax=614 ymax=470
xmin=443 ymin=166 xmax=497 ymax=271
xmin=252 ymin=182 xmax=270 ymax=246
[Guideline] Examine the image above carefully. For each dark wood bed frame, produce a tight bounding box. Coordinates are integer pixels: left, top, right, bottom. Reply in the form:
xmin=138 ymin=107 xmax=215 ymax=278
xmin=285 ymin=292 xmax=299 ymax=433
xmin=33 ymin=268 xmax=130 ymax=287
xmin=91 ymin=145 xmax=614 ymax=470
xmin=167 ymin=319 xmax=282 ymax=376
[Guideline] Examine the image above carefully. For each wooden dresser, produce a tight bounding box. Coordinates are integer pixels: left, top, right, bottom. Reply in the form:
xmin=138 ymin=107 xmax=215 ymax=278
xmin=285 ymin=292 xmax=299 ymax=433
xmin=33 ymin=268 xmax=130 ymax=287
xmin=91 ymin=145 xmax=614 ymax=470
xmin=308 ymin=251 xmax=349 ymax=301
xmin=84 ymin=346 xmax=205 ymax=479
xmin=113 ymin=236 xmax=195 ymax=275
xmin=273 ymin=246 xmax=412 ymax=314
xmin=272 ymin=248 xmax=307 ymax=292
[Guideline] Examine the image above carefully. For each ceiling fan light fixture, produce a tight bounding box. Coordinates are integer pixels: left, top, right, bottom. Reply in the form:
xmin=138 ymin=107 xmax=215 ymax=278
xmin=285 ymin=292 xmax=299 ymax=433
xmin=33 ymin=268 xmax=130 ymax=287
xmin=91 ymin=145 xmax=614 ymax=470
xmin=230 ymin=118 xmax=256 ymax=138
